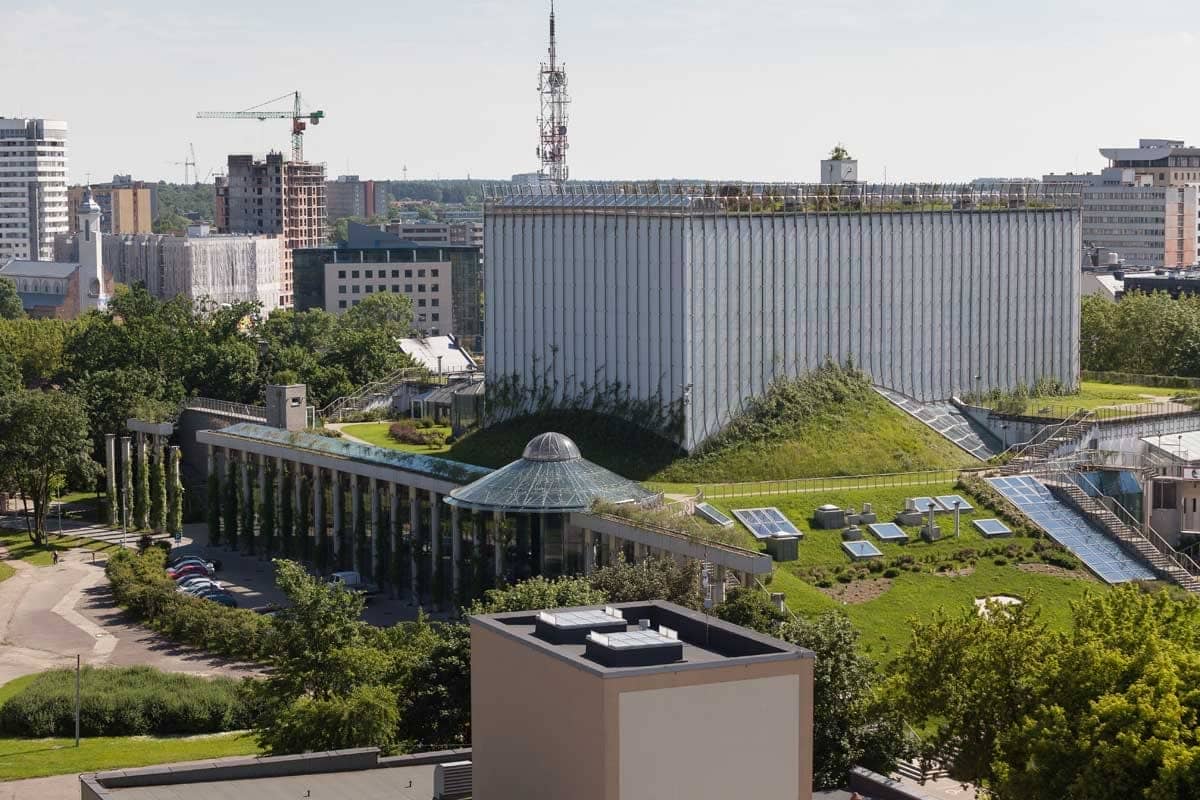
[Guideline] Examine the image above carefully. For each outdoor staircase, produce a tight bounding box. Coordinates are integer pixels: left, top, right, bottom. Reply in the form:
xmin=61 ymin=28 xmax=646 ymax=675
xmin=1000 ymin=409 xmax=1093 ymax=475
xmin=895 ymin=759 xmax=949 ymax=784
xmin=320 ymin=366 xmax=424 ymax=422
xmin=1048 ymin=479 xmax=1200 ymax=593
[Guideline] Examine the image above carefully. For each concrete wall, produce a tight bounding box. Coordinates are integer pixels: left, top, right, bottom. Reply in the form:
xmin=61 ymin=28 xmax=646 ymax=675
xmin=487 ymin=207 xmax=1081 ymax=451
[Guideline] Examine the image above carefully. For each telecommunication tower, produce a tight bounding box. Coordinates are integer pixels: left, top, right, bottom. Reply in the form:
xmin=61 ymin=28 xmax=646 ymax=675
xmin=537 ymin=1 xmax=570 ymax=184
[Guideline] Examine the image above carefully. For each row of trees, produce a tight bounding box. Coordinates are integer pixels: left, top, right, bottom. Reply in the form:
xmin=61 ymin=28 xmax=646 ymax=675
xmin=1082 ymin=291 xmax=1200 ymax=377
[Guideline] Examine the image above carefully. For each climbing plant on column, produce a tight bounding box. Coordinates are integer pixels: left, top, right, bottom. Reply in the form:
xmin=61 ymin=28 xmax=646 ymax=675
xmin=121 ymin=442 xmax=134 ymax=530
xmin=206 ymin=469 xmax=221 ymax=546
xmin=168 ymin=448 xmax=184 ymax=539
xmin=223 ymin=460 xmax=239 ymax=550
xmin=149 ymin=446 xmax=166 ymax=533
xmin=279 ymin=465 xmax=294 ymax=558
xmin=240 ymin=465 xmax=255 ymax=555
xmin=261 ymin=462 xmax=277 ymax=555
xmin=298 ymin=475 xmax=313 ymax=568
xmin=354 ymin=488 xmax=369 ymax=579
xmin=134 ymin=441 xmax=150 ymax=530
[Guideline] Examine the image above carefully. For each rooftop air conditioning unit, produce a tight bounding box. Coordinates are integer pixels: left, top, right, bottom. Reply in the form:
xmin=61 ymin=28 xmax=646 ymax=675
xmin=434 ymin=761 xmax=472 ymax=800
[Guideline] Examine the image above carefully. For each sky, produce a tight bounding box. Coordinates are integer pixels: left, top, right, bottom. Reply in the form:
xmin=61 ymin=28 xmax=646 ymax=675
xmin=4 ymin=0 xmax=1199 ymax=185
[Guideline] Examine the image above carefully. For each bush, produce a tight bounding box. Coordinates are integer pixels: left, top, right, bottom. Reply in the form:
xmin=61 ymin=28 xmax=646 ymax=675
xmin=0 ymin=666 xmax=249 ymax=737
xmin=883 ymin=568 xmax=901 ymax=578
xmin=836 ymin=573 xmax=853 ymax=584
xmin=106 ymin=548 xmax=271 ymax=661
xmin=866 ymin=560 xmax=884 ymax=574
xmin=388 ymin=421 xmax=427 ymax=445
xmin=994 ymin=557 xmax=1009 ymax=566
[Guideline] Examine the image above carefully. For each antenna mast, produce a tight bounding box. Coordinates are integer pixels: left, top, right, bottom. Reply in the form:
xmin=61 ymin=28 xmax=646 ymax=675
xmin=537 ymin=0 xmax=570 ymax=185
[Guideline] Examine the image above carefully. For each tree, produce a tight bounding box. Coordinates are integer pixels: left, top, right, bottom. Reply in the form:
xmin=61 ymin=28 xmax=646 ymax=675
xmin=261 ymin=463 xmax=276 ymax=555
xmin=0 ymin=276 xmax=24 ymax=319
xmin=715 ymin=585 xmax=786 ymax=632
xmin=257 ymin=683 xmax=399 ymax=756
xmin=0 ymin=390 xmax=91 ymax=544
xmin=149 ymin=447 xmax=166 ymax=533
xmin=396 ymin=623 xmax=471 ymax=750
xmin=152 ymin=211 xmax=190 ymax=234
xmin=471 ymin=575 xmax=606 ymax=614
xmin=207 ymin=470 xmax=221 ymax=546
xmin=168 ymin=448 xmax=183 ymax=538
xmin=0 ymin=353 xmax=20 ymax=396
xmin=829 ymin=144 xmax=851 ymax=161
xmin=589 ymin=555 xmax=703 ymax=609
xmin=341 ymin=292 xmax=415 ymax=341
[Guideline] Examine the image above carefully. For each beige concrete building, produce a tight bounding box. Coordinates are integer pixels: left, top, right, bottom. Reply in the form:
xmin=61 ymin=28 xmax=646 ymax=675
xmin=68 ymin=184 xmax=153 ymax=235
xmin=471 ymin=601 xmax=815 ymax=800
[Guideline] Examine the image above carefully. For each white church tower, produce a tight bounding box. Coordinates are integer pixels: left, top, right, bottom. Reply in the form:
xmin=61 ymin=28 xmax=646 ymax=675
xmin=76 ymin=187 xmax=108 ymax=311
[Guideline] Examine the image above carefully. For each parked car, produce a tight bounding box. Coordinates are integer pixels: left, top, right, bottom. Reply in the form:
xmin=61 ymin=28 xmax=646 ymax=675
xmin=206 ymin=593 xmax=238 ymax=608
xmin=167 ymin=554 xmax=222 ymax=572
xmin=328 ymin=571 xmax=380 ymax=596
xmin=177 ymin=578 xmax=223 ymax=594
xmin=167 ymin=562 xmax=214 ymax=579
xmin=190 ymin=584 xmax=232 ymax=600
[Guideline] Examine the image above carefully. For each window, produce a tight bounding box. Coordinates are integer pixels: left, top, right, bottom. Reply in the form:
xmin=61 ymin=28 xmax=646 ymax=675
xmin=338 ymin=300 xmax=347 ymax=309
xmin=404 ymin=284 xmax=412 ymax=292
xmin=404 ymin=269 xmax=412 ymax=278
xmin=351 ymin=270 xmax=359 ymax=278
xmin=418 ymin=284 xmax=426 ymax=293
xmin=1154 ymin=481 xmax=1177 ymax=509
xmin=431 ymin=268 xmax=439 ymax=277
xmin=365 ymin=269 xmax=373 ymax=278
xmin=392 ymin=285 xmax=400 ymax=292
xmin=338 ymin=285 xmax=347 ymax=294
xmin=431 ymin=298 xmax=439 ymax=307
xmin=391 ymin=270 xmax=400 ymax=278
xmin=353 ymin=299 xmax=360 ymax=306
xmin=431 ymin=313 xmax=440 ymax=322
xmin=337 ymin=270 xmax=346 ymax=279
xmin=365 ymin=285 xmax=374 ymax=293
xmin=417 ymin=269 xmax=426 ymax=277
xmin=418 ymin=299 xmax=426 ymax=307
xmin=351 ymin=285 xmax=360 ymax=294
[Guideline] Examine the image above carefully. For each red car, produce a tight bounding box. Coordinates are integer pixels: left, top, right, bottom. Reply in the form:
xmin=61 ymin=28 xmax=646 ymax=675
xmin=168 ymin=562 xmax=214 ymax=581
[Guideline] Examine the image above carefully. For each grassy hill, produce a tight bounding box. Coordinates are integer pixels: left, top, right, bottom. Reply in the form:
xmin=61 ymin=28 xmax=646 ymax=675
xmin=440 ymin=364 xmax=976 ymax=484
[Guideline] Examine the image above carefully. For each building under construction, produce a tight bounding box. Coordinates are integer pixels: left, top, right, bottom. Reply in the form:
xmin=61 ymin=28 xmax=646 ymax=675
xmin=215 ymin=152 xmax=326 ymax=308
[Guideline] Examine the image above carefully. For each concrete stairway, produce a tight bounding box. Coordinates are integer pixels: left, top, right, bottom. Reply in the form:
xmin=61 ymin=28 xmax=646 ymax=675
xmin=1000 ymin=409 xmax=1093 ymax=475
xmin=1049 ymin=479 xmax=1200 ymax=593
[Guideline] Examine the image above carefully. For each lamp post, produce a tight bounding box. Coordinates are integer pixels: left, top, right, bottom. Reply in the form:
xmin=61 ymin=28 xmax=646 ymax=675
xmin=121 ymin=486 xmax=128 ymax=548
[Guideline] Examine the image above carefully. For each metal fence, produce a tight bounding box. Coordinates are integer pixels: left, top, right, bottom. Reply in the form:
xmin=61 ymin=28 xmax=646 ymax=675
xmin=1082 ymin=370 xmax=1200 ymax=390
xmin=183 ymin=398 xmax=267 ymax=421
xmin=698 ymin=469 xmax=973 ymax=500
xmin=988 ymin=400 xmax=1200 ymax=423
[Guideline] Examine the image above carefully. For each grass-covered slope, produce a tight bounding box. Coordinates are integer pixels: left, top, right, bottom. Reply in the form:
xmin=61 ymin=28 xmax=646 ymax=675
xmin=443 ymin=364 xmax=975 ymax=483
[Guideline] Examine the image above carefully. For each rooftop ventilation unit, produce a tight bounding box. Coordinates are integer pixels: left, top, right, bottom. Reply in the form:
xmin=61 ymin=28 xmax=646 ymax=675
xmin=534 ymin=608 xmax=628 ymax=645
xmin=434 ymin=760 xmax=472 ymax=800
xmin=586 ymin=625 xmax=684 ymax=668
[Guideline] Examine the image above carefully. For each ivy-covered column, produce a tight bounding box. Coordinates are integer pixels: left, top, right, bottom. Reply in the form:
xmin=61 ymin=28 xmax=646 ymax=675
xmin=369 ymin=478 xmax=380 ymax=580
xmin=350 ymin=476 xmax=362 ymax=574
xmin=409 ymin=488 xmax=420 ymax=603
xmin=429 ymin=490 xmax=441 ymax=604
xmin=239 ymin=454 xmax=254 ymax=554
xmin=134 ymin=433 xmax=150 ymax=530
xmin=492 ymin=510 xmax=504 ymax=581
xmin=206 ymin=445 xmax=220 ymax=546
xmin=168 ymin=446 xmax=183 ymax=540
xmin=312 ymin=465 xmax=324 ymax=568
xmin=104 ymin=434 xmax=118 ymax=526
xmin=120 ymin=436 xmax=133 ymax=531
xmin=389 ymin=483 xmax=401 ymax=597
xmin=330 ymin=469 xmax=342 ymax=564
xmin=450 ymin=504 xmax=461 ymax=599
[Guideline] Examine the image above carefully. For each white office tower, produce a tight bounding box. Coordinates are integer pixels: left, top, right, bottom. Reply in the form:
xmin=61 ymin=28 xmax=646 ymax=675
xmin=75 ymin=188 xmax=108 ymax=311
xmin=0 ymin=118 xmax=69 ymax=261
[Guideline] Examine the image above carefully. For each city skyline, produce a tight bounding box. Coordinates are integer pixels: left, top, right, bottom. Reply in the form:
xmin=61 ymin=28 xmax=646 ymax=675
xmin=4 ymin=0 xmax=1199 ymax=185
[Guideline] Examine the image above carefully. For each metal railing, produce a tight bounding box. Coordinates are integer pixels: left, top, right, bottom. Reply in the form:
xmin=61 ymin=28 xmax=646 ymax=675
xmin=1082 ymin=370 xmax=1200 ymax=391
xmin=983 ymin=399 xmax=1200 ymax=423
xmin=698 ymin=468 xmax=970 ymax=500
xmin=319 ymin=367 xmax=478 ymax=422
xmin=996 ymin=408 xmax=1091 ymax=467
xmin=182 ymin=397 xmax=267 ymax=421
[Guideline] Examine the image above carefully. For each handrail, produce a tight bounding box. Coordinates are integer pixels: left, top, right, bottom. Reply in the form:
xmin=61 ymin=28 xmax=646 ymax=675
xmin=586 ymin=512 xmax=765 ymax=559
xmin=697 ymin=468 xmax=972 ymax=500
xmin=997 ymin=408 xmax=1091 ymax=464
xmin=182 ymin=397 xmax=267 ymax=420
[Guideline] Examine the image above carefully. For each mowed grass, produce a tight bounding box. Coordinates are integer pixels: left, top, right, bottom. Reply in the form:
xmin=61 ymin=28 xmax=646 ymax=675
xmin=340 ymin=422 xmax=453 ymax=455
xmin=0 ymin=561 xmax=13 ymax=583
xmin=0 ymin=530 xmax=121 ymax=567
xmin=709 ymin=483 xmax=1103 ymax=663
xmin=1004 ymin=381 xmax=1200 ymax=416
xmin=0 ymin=732 xmax=259 ymax=782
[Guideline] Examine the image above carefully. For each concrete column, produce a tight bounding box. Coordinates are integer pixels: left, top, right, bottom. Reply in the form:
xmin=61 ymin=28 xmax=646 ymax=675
xmin=370 ymin=478 xmax=380 ymax=579
xmin=313 ymin=466 xmax=324 ymax=557
xmin=105 ymin=434 xmax=118 ymax=526
xmin=167 ymin=445 xmax=181 ymax=536
xmin=390 ymin=483 xmax=401 ymax=595
xmin=492 ymin=510 xmax=504 ymax=580
xmin=611 ymin=536 xmax=623 ymax=565
xmin=205 ymin=442 xmax=214 ymax=478
xmin=293 ymin=462 xmax=303 ymax=544
xmin=429 ymin=490 xmax=441 ymax=598
xmin=713 ymin=565 xmax=728 ymax=605
xmin=274 ymin=457 xmax=285 ymax=526
xmin=409 ymin=489 xmax=420 ymax=602
xmin=351 ymin=476 xmax=362 ymax=573
xmin=331 ymin=470 xmax=342 ymax=560
xmin=239 ymin=455 xmax=251 ymax=544
xmin=451 ymin=503 xmax=462 ymax=598
xmin=136 ymin=434 xmax=150 ymax=530
xmin=256 ymin=455 xmax=267 ymax=555
xmin=119 ymin=436 xmax=132 ymax=527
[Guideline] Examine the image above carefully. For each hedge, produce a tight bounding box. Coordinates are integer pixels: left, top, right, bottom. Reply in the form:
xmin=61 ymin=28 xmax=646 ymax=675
xmin=105 ymin=548 xmax=272 ymax=662
xmin=0 ymin=666 xmax=250 ymax=737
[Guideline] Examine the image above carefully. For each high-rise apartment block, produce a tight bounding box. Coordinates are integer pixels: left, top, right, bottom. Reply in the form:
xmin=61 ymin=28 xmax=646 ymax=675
xmin=215 ymin=152 xmax=326 ymax=307
xmin=68 ymin=182 xmax=153 ymax=235
xmin=325 ymin=175 xmax=384 ymax=222
xmin=0 ymin=118 xmax=69 ymax=261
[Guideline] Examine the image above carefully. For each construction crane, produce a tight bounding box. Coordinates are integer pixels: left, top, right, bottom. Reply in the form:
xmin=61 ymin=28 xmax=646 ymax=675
xmin=196 ymin=91 xmax=324 ymax=162
xmin=167 ymin=143 xmax=198 ymax=184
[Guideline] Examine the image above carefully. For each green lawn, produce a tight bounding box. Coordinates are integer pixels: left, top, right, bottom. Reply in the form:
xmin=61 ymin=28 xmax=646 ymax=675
xmin=708 ymin=483 xmax=1104 ymax=663
xmin=0 ymin=732 xmax=259 ymax=782
xmin=340 ymin=422 xmax=453 ymax=455
xmin=0 ymin=561 xmax=13 ymax=584
xmin=988 ymin=381 xmax=1200 ymax=418
xmin=0 ymin=530 xmax=121 ymax=567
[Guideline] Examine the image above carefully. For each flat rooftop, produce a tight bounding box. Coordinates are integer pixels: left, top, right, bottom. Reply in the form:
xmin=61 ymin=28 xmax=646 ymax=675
xmin=472 ymin=600 xmax=812 ymax=677
xmin=84 ymin=748 xmax=469 ymax=800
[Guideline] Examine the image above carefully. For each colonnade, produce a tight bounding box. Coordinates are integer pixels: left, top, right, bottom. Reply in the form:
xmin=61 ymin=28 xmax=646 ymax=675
xmin=104 ymin=431 xmax=183 ymax=534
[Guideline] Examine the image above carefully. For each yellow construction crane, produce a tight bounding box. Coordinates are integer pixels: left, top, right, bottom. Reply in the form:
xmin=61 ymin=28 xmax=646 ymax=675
xmin=196 ymin=91 xmax=324 ymax=162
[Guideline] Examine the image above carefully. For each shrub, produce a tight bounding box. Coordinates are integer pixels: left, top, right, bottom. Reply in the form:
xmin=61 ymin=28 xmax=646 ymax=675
xmin=883 ymin=568 xmax=900 ymax=578
xmin=994 ymin=557 xmax=1009 ymax=566
xmin=106 ymin=548 xmax=271 ymax=661
xmin=836 ymin=573 xmax=853 ymax=584
xmin=867 ymin=560 xmax=884 ymax=574
xmin=388 ymin=421 xmax=427 ymax=446
xmin=414 ymin=417 xmax=436 ymax=429
xmin=816 ymin=579 xmax=833 ymax=588
xmin=0 ymin=666 xmax=249 ymax=737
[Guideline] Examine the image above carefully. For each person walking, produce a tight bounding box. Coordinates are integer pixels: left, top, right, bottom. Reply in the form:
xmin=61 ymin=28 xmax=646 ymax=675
xmin=52 ymin=550 xmax=59 ymax=565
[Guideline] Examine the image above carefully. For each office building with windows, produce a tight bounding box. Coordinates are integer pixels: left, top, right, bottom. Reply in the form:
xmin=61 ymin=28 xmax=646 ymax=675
xmin=387 ymin=220 xmax=483 ymax=248
xmin=325 ymin=174 xmax=382 ymax=223
xmin=68 ymin=181 xmax=154 ymax=235
xmin=486 ymin=182 xmax=1082 ymax=451
xmin=0 ymin=117 xmax=69 ymax=261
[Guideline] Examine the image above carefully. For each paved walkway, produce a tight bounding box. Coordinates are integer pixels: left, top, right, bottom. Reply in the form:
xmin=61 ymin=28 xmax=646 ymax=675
xmin=0 ymin=775 xmax=78 ymax=800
